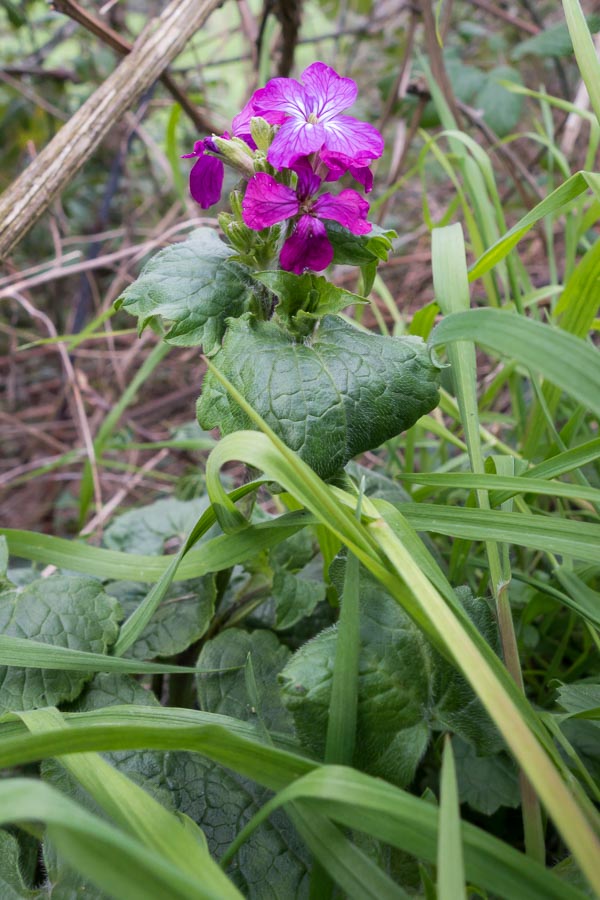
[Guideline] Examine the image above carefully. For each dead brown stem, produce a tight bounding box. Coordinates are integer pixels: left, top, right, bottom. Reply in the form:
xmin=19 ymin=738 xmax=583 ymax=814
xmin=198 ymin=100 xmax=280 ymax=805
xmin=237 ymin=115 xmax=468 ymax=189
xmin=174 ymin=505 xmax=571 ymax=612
xmin=0 ymin=0 xmax=224 ymax=262
xmin=51 ymin=0 xmax=218 ymax=134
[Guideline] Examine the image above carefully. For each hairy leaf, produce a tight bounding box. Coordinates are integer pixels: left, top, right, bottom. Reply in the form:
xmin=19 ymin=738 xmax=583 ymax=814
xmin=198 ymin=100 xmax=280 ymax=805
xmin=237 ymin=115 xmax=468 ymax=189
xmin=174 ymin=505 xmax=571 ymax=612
xmin=0 ymin=829 xmax=40 ymax=900
xmin=115 ymin=229 xmax=256 ymax=354
xmin=325 ymin=222 xmax=396 ymax=266
xmin=106 ymin=578 xmax=215 ymax=659
xmin=197 ymin=629 xmax=294 ymax=735
xmin=279 ymin=564 xmax=433 ymax=785
xmin=0 ymin=576 xmax=121 ymax=713
xmin=198 ymin=315 xmax=441 ymax=480
xmin=512 ymin=14 xmax=600 ymax=60
xmin=280 ymin=570 xmax=501 ymax=783
xmin=103 ymin=496 xmax=213 ymax=556
xmin=253 ymin=270 xmax=365 ymax=326
xmin=453 ymin=738 xmax=520 ymax=816
xmin=472 ymin=65 xmax=523 ymax=137
xmin=272 ymin=565 xmax=326 ymax=631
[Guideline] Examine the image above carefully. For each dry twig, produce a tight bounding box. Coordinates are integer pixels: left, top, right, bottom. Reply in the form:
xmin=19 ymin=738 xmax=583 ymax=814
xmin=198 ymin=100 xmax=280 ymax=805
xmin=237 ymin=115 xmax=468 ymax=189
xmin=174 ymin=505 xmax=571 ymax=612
xmin=0 ymin=0 xmax=224 ymax=261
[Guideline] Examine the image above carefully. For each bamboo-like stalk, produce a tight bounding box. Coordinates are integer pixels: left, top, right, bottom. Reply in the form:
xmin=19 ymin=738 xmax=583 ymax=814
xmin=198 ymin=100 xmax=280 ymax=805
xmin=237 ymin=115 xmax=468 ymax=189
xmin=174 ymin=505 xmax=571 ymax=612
xmin=0 ymin=0 xmax=223 ymax=261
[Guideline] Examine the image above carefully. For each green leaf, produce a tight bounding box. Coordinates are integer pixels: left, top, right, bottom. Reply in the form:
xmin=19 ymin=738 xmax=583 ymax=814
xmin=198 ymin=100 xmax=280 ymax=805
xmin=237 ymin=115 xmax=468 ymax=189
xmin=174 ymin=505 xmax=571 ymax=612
xmin=279 ymin=564 xmax=432 ymax=784
xmin=0 ymin=634 xmax=219 ymax=676
xmin=107 ymin=577 xmax=215 ymax=659
xmin=69 ymin=670 xmax=309 ymax=899
xmin=115 ymin=229 xmax=256 ymax=354
xmin=396 ymin=502 xmax=600 ymax=563
xmin=556 ymin=682 xmax=600 ymax=718
xmin=472 ymin=65 xmax=523 ymax=136
xmin=325 ymin=221 xmax=396 ymax=265
xmin=103 ymin=497 xmax=213 ymax=555
xmin=0 ymin=576 xmax=121 ymax=713
xmin=430 ymin=308 xmax=600 ymax=420
xmin=272 ymin=566 xmax=326 ymax=630
xmin=431 ymin=589 xmax=502 ymax=755
xmin=437 ymin=738 xmax=467 ymax=900
xmin=222 ymin=765 xmax=585 ymax=900
xmin=0 ymin=510 xmax=313 ymax=583
xmin=512 ymin=14 xmax=600 ymax=60
xmin=0 ymin=537 xmax=10 ymax=589
xmin=253 ymin=270 xmax=365 ymax=326
xmin=0 ymin=829 xmax=39 ymax=899
xmin=553 ymin=568 xmax=600 ymax=629
xmin=198 ymin=314 xmax=441 ymax=481
xmin=468 ymin=171 xmax=600 ymax=280
xmin=563 ymin=0 xmax=600 ymax=127
xmin=197 ymin=629 xmax=294 ymax=734
xmin=453 ymin=738 xmax=520 ymax=816
xmin=0 ymin=778 xmax=218 ymax=900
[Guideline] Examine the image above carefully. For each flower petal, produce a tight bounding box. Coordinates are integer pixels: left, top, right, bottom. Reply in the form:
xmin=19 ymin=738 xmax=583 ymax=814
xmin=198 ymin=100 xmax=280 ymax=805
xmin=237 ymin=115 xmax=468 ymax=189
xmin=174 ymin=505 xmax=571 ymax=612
xmin=189 ymin=153 xmax=224 ymax=209
xmin=181 ymin=139 xmax=207 ymax=160
xmin=301 ymin=61 xmax=357 ymax=121
xmin=313 ymin=189 xmax=371 ymax=235
xmin=267 ymin=118 xmax=326 ymax=169
xmin=242 ymin=173 xmax=299 ymax=230
xmin=291 ymin=157 xmax=322 ymax=200
xmin=323 ymin=115 xmax=384 ymax=162
xmin=320 ymin=150 xmax=374 ymax=192
xmin=253 ymin=77 xmax=309 ymax=119
xmin=280 ymin=215 xmax=333 ymax=274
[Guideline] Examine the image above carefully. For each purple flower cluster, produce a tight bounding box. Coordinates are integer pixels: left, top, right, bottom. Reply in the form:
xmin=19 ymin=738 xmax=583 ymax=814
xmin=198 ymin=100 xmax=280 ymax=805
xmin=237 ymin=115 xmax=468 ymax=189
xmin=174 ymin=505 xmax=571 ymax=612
xmin=184 ymin=62 xmax=383 ymax=274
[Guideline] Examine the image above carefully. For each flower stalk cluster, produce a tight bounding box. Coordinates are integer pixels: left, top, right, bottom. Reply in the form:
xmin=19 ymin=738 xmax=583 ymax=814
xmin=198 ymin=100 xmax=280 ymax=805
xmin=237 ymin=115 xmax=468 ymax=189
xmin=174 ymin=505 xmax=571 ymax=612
xmin=184 ymin=62 xmax=383 ymax=274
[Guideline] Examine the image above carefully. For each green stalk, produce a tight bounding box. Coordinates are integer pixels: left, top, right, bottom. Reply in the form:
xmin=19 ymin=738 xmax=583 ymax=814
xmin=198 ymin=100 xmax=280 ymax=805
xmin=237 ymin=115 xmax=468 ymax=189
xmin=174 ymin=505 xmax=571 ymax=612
xmin=432 ymin=224 xmax=545 ymax=862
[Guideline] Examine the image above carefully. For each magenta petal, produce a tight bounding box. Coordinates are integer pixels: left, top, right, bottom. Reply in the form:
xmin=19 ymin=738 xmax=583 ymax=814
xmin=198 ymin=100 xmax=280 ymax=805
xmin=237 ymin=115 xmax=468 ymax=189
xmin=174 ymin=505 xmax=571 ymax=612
xmin=189 ymin=154 xmax=224 ymax=209
xmin=323 ymin=115 xmax=384 ymax=161
xmin=253 ymin=77 xmax=309 ymax=119
xmin=348 ymin=165 xmax=374 ymax=193
xmin=291 ymin=157 xmax=322 ymax=200
xmin=242 ymin=173 xmax=299 ymax=230
xmin=181 ymin=139 xmax=206 ymax=160
xmin=313 ymin=189 xmax=371 ymax=235
xmin=280 ymin=215 xmax=333 ymax=274
xmin=267 ymin=118 xmax=326 ymax=169
xmin=231 ymin=98 xmax=256 ymax=140
xmin=320 ymin=149 xmax=374 ymax=192
xmin=301 ymin=61 xmax=357 ymax=121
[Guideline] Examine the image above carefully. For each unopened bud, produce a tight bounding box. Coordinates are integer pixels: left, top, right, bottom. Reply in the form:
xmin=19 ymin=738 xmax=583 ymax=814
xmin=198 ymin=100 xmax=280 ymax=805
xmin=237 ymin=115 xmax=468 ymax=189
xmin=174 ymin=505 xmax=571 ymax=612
xmin=226 ymin=222 xmax=253 ymax=252
xmin=211 ymin=136 xmax=255 ymax=178
xmin=250 ymin=116 xmax=275 ymax=152
xmin=229 ymin=190 xmax=244 ymax=222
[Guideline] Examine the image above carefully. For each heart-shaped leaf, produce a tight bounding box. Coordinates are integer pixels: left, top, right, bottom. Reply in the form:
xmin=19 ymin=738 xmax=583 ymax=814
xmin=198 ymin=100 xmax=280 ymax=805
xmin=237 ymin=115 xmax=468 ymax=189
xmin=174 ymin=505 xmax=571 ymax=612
xmin=198 ymin=314 xmax=441 ymax=480
xmin=115 ymin=228 xmax=257 ymax=354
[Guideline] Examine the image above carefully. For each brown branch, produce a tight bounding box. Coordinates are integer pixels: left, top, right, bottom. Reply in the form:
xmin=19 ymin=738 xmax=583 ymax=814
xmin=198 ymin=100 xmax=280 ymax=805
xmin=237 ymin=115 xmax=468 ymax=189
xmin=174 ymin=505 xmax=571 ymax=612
xmin=465 ymin=0 xmax=539 ymax=36
xmin=418 ymin=0 xmax=462 ymax=126
xmin=51 ymin=0 xmax=218 ymax=134
xmin=1 ymin=65 xmax=81 ymax=82
xmin=0 ymin=0 xmax=224 ymax=262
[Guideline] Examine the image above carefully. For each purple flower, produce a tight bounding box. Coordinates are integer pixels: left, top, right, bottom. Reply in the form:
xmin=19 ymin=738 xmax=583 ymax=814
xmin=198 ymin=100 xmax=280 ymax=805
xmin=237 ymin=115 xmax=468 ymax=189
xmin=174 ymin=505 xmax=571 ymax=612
xmin=251 ymin=61 xmax=384 ymax=170
xmin=242 ymin=159 xmax=371 ymax=274
xmin=182 ymin=137 xmax=226 ymax=209
xmin=320 ymin=149 xmax=374 ymax=193
xmin=182 ymin=106 xmax=260 ymax=210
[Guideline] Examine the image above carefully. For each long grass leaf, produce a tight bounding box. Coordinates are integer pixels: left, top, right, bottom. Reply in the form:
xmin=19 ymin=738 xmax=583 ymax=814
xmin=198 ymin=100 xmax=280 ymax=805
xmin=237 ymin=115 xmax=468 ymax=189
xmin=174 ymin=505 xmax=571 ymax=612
xmin=220 ymin=766 xmax=585 ymax=900
xmin=430 ymin=308 xmax=600 ymax=418
xmin=0 ymin=778 xmax=216 ymax=900
xmin=437 ymin=738 xmax=467 ymax=900
xmin=19 ymin=708 xmax=240 ymax=897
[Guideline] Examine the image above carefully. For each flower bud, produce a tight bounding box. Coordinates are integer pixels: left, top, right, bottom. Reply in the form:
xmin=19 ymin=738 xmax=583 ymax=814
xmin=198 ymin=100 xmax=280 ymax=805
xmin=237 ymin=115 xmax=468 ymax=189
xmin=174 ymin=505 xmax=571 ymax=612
xmin=229 ymin=190 xmax=244 ymax=222
xmin=250 ymin=116 xmax=276 ymax=152
xmin=211 ymin=136 xmax=255 ymax=178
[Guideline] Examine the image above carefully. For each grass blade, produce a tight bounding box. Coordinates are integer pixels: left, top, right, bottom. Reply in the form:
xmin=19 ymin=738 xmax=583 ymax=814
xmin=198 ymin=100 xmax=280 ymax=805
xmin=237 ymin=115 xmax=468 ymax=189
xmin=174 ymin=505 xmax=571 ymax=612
xmin=437 ymin=737 xmax=467 ymax=900
xmin=431 ymin=308 xmax=600 ymax=419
